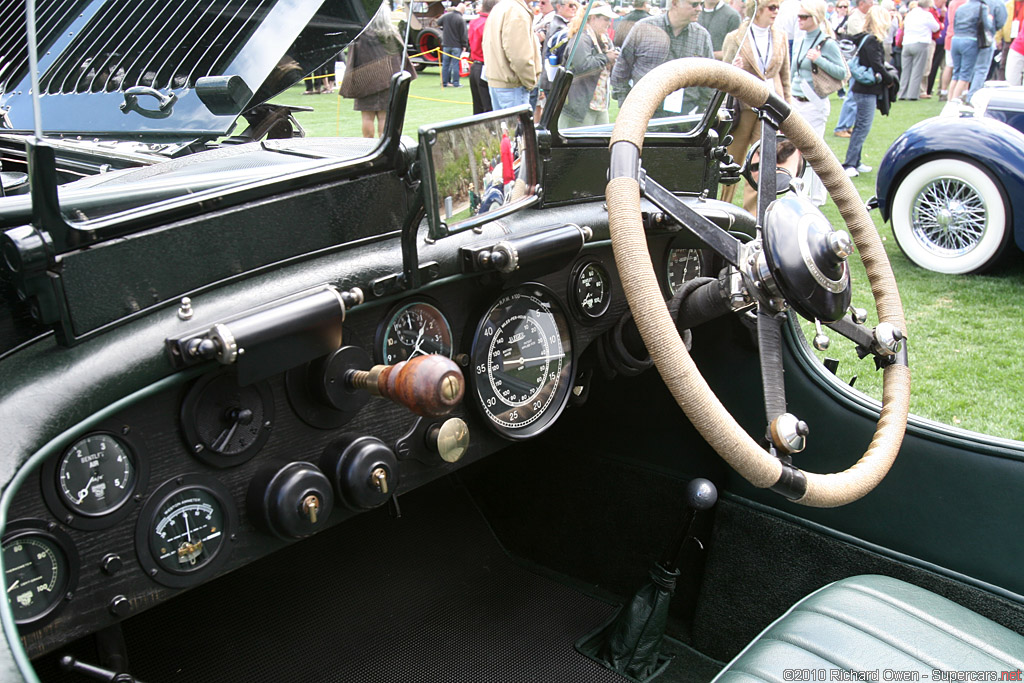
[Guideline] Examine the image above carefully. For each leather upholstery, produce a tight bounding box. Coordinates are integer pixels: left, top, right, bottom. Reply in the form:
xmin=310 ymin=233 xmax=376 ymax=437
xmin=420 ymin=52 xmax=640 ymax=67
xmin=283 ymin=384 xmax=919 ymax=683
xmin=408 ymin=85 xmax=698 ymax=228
xmin=714 ymin=575 xmax=1024 ymax=682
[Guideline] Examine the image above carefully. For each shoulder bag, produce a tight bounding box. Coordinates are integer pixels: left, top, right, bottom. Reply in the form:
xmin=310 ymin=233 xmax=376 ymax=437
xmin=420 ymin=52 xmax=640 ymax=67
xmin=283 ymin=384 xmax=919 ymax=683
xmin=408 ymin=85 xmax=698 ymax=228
xmin=845 ymin=35 xmax=879 ymax=85
xmin=810 ymin=38 xmax=851 ymax=97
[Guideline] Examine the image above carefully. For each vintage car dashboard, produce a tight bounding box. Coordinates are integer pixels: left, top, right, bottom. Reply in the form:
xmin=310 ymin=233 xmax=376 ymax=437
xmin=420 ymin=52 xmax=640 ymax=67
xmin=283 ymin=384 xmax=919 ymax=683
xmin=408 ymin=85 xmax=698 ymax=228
xmin=3 ymin=199 xmax=750 ymax=659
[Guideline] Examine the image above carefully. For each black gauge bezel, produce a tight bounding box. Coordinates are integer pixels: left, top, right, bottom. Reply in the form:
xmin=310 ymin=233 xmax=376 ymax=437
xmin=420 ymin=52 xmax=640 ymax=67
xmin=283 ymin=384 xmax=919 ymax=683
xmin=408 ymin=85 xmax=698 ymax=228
xmin=2 ymin=519 xmax=79 ymax=631
xmin=663 ymin=245 xmax=709 ymax=298
xmin=135 ymin=474 xmax=238 ymax=588
xmin=374 ymin=297 xmax=455 ymax=365
xmin=181 ymin=371 xmax=275 ymax=468
xmin=469 ymin=283 xmax=576 ymax=441
xmin=41 ymin=423 xmax=149 ymax=531
xmin=569 ymin=259 xmax=612 ymax=323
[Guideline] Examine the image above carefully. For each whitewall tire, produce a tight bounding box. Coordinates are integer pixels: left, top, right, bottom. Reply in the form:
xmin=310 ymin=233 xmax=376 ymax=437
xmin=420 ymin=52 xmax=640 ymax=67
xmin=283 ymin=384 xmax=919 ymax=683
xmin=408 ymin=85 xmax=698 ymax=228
xmin=890 ymin=158 xmax=1011 ymax=274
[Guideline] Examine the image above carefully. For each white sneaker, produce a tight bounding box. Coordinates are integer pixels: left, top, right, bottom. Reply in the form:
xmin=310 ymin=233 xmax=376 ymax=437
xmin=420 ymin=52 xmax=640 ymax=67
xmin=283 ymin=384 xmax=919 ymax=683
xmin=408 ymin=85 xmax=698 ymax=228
xmin=845 ymin=166 xmax=859 ymax=178
xmin=856 ymin=164 xmax=872 ymax=173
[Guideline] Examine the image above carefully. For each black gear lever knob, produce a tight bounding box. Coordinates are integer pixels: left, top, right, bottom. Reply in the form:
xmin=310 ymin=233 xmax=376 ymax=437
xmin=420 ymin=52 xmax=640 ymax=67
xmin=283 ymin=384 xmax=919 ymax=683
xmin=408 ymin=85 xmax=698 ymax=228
xmin=685 ymin=478 xmax=718 ymax=512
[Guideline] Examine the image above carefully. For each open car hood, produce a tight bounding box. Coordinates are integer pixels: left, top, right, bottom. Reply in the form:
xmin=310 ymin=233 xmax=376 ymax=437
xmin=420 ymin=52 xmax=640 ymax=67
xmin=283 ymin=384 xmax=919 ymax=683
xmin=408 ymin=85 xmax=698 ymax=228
xmin=0 ymin=0 xmax=379 ymax=140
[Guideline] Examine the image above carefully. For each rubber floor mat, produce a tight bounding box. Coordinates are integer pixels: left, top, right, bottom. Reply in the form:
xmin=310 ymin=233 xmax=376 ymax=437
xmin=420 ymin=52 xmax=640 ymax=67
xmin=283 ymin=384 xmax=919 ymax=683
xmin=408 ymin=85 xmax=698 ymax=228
xmin=109 ymin=477 xmax=633 ymax=683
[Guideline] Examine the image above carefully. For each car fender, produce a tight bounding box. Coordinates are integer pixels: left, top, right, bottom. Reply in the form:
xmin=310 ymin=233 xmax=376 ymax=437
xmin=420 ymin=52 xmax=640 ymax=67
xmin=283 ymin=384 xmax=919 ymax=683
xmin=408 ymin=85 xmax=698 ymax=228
xmin=875 ymin=116 xmax=1024 ymax=254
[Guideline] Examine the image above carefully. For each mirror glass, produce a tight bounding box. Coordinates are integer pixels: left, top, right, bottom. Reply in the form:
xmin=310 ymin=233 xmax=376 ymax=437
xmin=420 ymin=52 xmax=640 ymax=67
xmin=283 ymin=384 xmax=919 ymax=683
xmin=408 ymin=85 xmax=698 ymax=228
xmin=420 ymin=107 xmax=538 ymax=239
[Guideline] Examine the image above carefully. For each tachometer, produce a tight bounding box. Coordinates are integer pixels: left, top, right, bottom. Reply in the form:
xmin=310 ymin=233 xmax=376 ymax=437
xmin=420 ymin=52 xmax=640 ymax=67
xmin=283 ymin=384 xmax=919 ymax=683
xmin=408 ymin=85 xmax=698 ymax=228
xmin=378 ymin=300 xmax=453 ymax=364
xmin=666 ymin=248 xmax=706 ymax=296
xmin=470 ymin=284 xmax=574 ymax=439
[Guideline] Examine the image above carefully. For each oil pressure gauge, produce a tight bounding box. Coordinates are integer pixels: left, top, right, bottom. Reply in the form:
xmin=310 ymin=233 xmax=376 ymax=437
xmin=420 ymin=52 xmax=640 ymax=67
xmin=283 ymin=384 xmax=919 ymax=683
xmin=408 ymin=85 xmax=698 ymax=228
xmin=571 ymin=261 xmax=611 ymax=321
xmin=136 ymin=475 xmax=237 ymax=588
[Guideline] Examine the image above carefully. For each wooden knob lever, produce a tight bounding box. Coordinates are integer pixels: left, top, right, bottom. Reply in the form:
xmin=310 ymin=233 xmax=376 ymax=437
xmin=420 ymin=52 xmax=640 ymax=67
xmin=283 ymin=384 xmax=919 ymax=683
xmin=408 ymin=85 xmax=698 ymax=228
xmin=348 ymin=354 xmax=465 ymax=418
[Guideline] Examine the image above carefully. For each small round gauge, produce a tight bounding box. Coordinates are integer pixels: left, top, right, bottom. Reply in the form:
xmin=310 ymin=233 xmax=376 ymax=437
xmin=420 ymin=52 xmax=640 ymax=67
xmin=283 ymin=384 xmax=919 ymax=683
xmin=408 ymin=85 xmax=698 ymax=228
xmin=181 ymin=373 xmax=275 ymax=468
xmin=666 ymin=248 xmax=706 ymax=296
xmin=571 ymin=261 xmax=612 ymax=320
xmin=378 ymin=301 xmax=454 ymax=364
xmin=136 ymin=475 xmax=237 ymax=588
xmin=2 ymin=521 xmax=78 ymax=629
xmin=470 ymin=284 xmax=574 ymax=440
xmin=42 ymin=425 xmax=150 ymax=530
xmin=57 ymin=434 xmax=135 ymax=516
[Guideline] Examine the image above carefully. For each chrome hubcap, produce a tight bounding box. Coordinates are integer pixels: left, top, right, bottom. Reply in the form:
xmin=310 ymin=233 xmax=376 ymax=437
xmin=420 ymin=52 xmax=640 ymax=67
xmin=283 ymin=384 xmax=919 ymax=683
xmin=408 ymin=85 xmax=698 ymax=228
xmin=911 ymin=178 xmax=986 ymax=256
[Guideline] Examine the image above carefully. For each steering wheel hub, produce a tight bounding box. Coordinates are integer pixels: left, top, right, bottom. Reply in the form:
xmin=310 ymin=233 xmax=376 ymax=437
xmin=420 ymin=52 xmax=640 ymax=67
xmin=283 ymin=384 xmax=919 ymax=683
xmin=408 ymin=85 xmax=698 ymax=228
xmin=762 ymin=194 xmax=852 ymax=323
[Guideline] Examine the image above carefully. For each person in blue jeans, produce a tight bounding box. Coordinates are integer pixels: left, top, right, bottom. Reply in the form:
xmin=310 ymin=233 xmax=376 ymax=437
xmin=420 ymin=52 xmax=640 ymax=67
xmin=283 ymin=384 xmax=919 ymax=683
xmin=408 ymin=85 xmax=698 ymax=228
xmin=833 ymin=90 xmax=858 ymax=136
xmin=968 ymin=0 xmax=1006 ymax=98
xmin=439 ymin=4 xmax=470 ymax=87
xmin=949 ymin=0 xmax=1006 ymax=101
xmin=842 ymin=7 xmax=895 ymax=176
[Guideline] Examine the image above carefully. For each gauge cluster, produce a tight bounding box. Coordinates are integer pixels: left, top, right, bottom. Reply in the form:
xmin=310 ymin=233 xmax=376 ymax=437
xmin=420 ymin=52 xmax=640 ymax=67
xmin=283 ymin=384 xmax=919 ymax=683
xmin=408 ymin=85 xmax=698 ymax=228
xmin=5 ymin=243 xmax=643 ymax=657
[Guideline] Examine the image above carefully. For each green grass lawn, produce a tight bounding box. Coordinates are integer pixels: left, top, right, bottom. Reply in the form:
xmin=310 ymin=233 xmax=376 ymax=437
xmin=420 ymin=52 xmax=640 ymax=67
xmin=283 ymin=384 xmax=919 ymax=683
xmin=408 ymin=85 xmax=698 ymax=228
xmin=273 ymin=76 xmax=1024 ymax=442
xmin=809 ymin=94 xmax=1024 ymax=442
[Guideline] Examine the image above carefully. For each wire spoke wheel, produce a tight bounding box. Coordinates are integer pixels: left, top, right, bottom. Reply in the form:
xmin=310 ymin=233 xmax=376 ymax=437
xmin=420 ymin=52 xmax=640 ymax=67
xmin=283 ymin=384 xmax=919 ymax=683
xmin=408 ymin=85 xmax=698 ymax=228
xmin=912 ymin=176 xmax=987 ymax=256
xmin=891 ymin=157 xmax=1010 ymax=274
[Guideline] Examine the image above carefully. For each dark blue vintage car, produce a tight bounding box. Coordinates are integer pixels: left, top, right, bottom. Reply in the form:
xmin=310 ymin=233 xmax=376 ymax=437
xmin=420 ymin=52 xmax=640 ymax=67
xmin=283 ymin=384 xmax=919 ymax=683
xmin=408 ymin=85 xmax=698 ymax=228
xmin=1 ymin=2 xmax=1023 ymax=682
xmin=875 ymin=86 xmax=1024 ymax=274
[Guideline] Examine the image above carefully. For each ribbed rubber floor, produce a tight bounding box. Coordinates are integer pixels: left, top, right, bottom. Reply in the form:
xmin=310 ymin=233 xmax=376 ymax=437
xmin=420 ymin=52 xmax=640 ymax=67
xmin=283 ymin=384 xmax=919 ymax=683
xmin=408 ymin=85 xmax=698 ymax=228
xmin=114 ymin=478 xmax=631 ymax=683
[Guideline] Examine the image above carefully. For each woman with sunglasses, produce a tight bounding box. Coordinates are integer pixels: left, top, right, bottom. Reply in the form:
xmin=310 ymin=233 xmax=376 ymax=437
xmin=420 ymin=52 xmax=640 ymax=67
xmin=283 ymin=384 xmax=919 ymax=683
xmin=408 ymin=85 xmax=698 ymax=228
xmin=790 ymin=0 xmax=846 ymax=204
xmin=720 ymin=0 xmax=792 ymax=212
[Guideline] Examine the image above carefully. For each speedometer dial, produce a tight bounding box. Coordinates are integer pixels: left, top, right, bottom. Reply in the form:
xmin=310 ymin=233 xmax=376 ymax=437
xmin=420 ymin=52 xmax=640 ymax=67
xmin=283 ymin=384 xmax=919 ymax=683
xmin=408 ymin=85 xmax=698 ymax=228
xmin=470 ymin=285 xmax=574 ymax=439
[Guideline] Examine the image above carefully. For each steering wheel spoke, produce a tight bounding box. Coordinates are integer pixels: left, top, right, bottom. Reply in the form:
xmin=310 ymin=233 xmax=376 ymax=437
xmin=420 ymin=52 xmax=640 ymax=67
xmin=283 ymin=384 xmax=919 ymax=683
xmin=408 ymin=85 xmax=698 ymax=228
xmin=641 ymin=172 xmax=743 ymax=267
xmin=826 ymin=314 xmax=908 ymax=369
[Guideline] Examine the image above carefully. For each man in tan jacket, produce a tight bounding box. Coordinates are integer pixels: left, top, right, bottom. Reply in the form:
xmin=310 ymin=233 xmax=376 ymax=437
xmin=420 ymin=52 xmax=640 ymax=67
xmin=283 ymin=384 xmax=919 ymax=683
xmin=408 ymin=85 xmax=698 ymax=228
xmin=483 ymin=0 xmax=542 ymax=109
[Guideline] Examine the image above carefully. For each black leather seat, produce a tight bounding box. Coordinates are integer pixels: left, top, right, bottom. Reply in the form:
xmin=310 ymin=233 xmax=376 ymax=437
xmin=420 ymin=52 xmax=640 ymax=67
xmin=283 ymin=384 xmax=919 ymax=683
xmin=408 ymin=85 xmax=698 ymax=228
xmin=714 ymin=575 xmax=1024 ymax=681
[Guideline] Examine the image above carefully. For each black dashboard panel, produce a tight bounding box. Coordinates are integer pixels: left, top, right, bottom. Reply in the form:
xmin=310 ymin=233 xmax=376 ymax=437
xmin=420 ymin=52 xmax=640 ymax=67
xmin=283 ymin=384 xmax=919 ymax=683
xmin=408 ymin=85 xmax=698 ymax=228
xmin=9 ymin=240 xmax=679 ymax=658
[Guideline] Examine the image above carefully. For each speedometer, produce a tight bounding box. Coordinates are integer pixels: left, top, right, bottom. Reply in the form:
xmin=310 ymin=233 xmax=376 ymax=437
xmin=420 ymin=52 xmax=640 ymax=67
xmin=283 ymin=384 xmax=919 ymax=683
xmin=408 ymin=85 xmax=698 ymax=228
xmin=470 ymin=284 xmax=574 ymax=439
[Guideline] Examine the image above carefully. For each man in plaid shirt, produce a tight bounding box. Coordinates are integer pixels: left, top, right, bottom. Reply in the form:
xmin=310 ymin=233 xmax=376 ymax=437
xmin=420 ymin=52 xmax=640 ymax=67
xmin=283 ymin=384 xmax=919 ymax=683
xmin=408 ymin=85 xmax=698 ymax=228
xmin=611 ymin=0 xmax=715 ymax=114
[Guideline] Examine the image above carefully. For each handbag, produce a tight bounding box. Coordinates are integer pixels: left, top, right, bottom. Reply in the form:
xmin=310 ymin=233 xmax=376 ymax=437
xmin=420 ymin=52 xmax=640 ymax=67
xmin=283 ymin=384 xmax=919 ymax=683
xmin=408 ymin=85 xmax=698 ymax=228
xmin=809 ymin=39 xmax=851 ymax=97
xmin=977 ymin=1 xmax=993 ymax=49
xmin=844 ymin=35 xmax=879 ymax=85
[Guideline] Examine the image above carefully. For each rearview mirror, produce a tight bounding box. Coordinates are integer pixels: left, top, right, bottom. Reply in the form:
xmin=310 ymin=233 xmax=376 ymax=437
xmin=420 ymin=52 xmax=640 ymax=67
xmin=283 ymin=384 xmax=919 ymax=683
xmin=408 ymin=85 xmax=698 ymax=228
xmin=419 ymin=106 xmax=539 ymax=240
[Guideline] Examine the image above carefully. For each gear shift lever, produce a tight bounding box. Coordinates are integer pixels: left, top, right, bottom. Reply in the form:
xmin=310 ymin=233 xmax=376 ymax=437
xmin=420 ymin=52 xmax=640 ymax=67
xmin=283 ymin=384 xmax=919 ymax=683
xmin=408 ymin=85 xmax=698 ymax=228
xmin=660 ymin=478 xmax=718 ymax=572
xmin=588 ymin=478 xmax=718 ymax=680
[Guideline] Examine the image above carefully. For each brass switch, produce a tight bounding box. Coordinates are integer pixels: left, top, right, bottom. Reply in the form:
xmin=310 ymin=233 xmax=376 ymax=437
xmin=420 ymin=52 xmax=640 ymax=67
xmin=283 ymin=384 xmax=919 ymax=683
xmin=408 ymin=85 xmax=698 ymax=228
xmin=370 ymin=467 xmax=389 ymax=494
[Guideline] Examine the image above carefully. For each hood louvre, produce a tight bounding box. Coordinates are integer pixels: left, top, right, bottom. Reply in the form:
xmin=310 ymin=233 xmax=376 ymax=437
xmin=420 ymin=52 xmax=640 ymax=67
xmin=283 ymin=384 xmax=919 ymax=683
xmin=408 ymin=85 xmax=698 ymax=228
xmin=0 ymin=0 xmax=88 ymax=94
xmin=39 ymin=0 xmax=276 ymax=95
